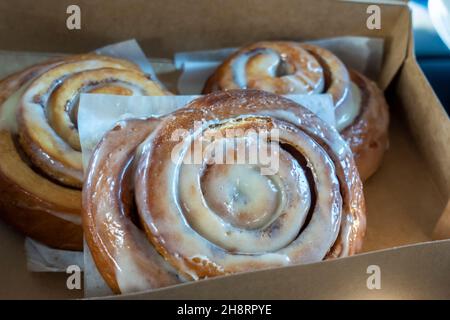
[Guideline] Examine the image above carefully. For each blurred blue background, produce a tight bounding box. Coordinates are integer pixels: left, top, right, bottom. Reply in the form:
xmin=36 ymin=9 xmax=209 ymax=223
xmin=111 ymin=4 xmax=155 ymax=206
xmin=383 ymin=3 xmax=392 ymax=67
xmin=411 ymin=0 xmax=450 ymax=114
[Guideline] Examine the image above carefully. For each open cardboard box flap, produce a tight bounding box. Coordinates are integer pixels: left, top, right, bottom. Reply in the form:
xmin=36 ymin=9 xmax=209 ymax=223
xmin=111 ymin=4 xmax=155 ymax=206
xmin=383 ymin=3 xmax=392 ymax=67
xmin=0 ymin=0 xmax=448 ymax=299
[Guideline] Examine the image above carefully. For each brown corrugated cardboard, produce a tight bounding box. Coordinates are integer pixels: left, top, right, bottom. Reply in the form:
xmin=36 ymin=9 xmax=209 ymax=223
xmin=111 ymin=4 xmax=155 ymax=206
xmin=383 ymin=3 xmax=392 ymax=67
xmin=0 ymin=0 xmax=448 ymax=299
xmin=111 ymin=240 xmax=450 ymax=300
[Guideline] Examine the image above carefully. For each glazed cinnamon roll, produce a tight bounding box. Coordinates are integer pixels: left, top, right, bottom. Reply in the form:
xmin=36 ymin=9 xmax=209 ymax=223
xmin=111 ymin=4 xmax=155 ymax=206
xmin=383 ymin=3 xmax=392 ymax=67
xmin=203 ymin=41 xmax=389 ymax=181
xmin=83 ymin=90 xmax=366 ymax=293
xmin=0 ymin=54 xmax=168 ymax=250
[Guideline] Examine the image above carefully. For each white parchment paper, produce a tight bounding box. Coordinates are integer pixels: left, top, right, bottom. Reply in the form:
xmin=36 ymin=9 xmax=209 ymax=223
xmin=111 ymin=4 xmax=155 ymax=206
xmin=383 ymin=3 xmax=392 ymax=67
xmin=95 ymin=39 xmax=159 ymax=82
xmin=25 ymin=238 xmax=84 ymax=272
xmin=174 ymin=36 xmax=384 ymax=94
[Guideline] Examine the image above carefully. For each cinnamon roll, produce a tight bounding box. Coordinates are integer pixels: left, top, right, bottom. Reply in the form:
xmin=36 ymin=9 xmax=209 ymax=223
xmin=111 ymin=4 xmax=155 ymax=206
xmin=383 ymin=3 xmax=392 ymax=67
xmin=83 ymin=90 xmax=366 ymax=293
xmin=203 ymin=41 xmax=389 ymax=181
xmin=0 ymin=54 xmax=168 ymax=250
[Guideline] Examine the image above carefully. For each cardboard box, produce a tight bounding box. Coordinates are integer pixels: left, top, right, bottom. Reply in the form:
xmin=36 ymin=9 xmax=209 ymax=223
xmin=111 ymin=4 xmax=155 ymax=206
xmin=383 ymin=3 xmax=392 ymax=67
xmin=0 ymin=0 xmax=448 ymax=299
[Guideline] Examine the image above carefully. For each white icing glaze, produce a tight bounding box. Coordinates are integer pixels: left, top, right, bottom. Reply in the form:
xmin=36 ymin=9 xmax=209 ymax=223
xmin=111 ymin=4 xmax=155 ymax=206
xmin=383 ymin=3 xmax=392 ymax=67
xmin=86 ymin=119 xmax=180 ymax=293
xmin=68 ymin=80 xmax=150 ymax=118
xmin=335 ymin=82 xmax=362 ymax=131
xmin=179 ymin=126 xmax=313 ymax=253
xmin=0 ymin=78 xmax=82 ymax=225
xmin=230 ymin=45 xmax=324 ymax=94
xmin=82 ymin=91 xmax=366 ymax=291
xmin=135 ymin=113 xmax=343 ymax=278
xmin=114 ymin=227 xmax=176 ymax=293
xmin=232 ymin=48 xmax=280 ymax=88
xmin=50 ymin=211 xmax=82 ymax=225
xmin=216 ymin=43 xmax=360 ymax=133
xmin=0 ymin=81 xmax=30 ymax=132
xmin=0 ymin=61 xmax=60 ymax=132
xmin=19 ymin=58 xmax=165 ymax=187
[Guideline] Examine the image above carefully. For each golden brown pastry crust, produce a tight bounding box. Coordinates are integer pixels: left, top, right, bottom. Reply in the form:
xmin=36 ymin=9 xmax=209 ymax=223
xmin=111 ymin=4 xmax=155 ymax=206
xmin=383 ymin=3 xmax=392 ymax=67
xmin=341 ymin=70 xmax=390 ymax=181
xmin=0 ymin=54 xmax=168 ymax=250
xmin=203 ymin=41 xmax=349 ymax=106
xmin=83 ymin=119 xmax=180 ymax=293
xmin=0 ymin=60 xmax=83 ymax=250
xmin=203 ymin=41 xmax=390 ymax=181
xmin=83 ymin=89 xmax=366 ymax=293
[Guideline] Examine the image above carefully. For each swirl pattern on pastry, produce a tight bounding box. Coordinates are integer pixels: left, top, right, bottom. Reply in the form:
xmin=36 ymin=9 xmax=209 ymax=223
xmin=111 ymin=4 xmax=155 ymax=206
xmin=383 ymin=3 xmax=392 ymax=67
xmin=83 ymin=90 xmax=366 ymax=293
xmin=18 ymin=54 xmax=168 ymax=188
xmin=0 ymin=54 xmax=168 ymax=250
xmin=203 ymin=42 xmax=390 ymax=180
